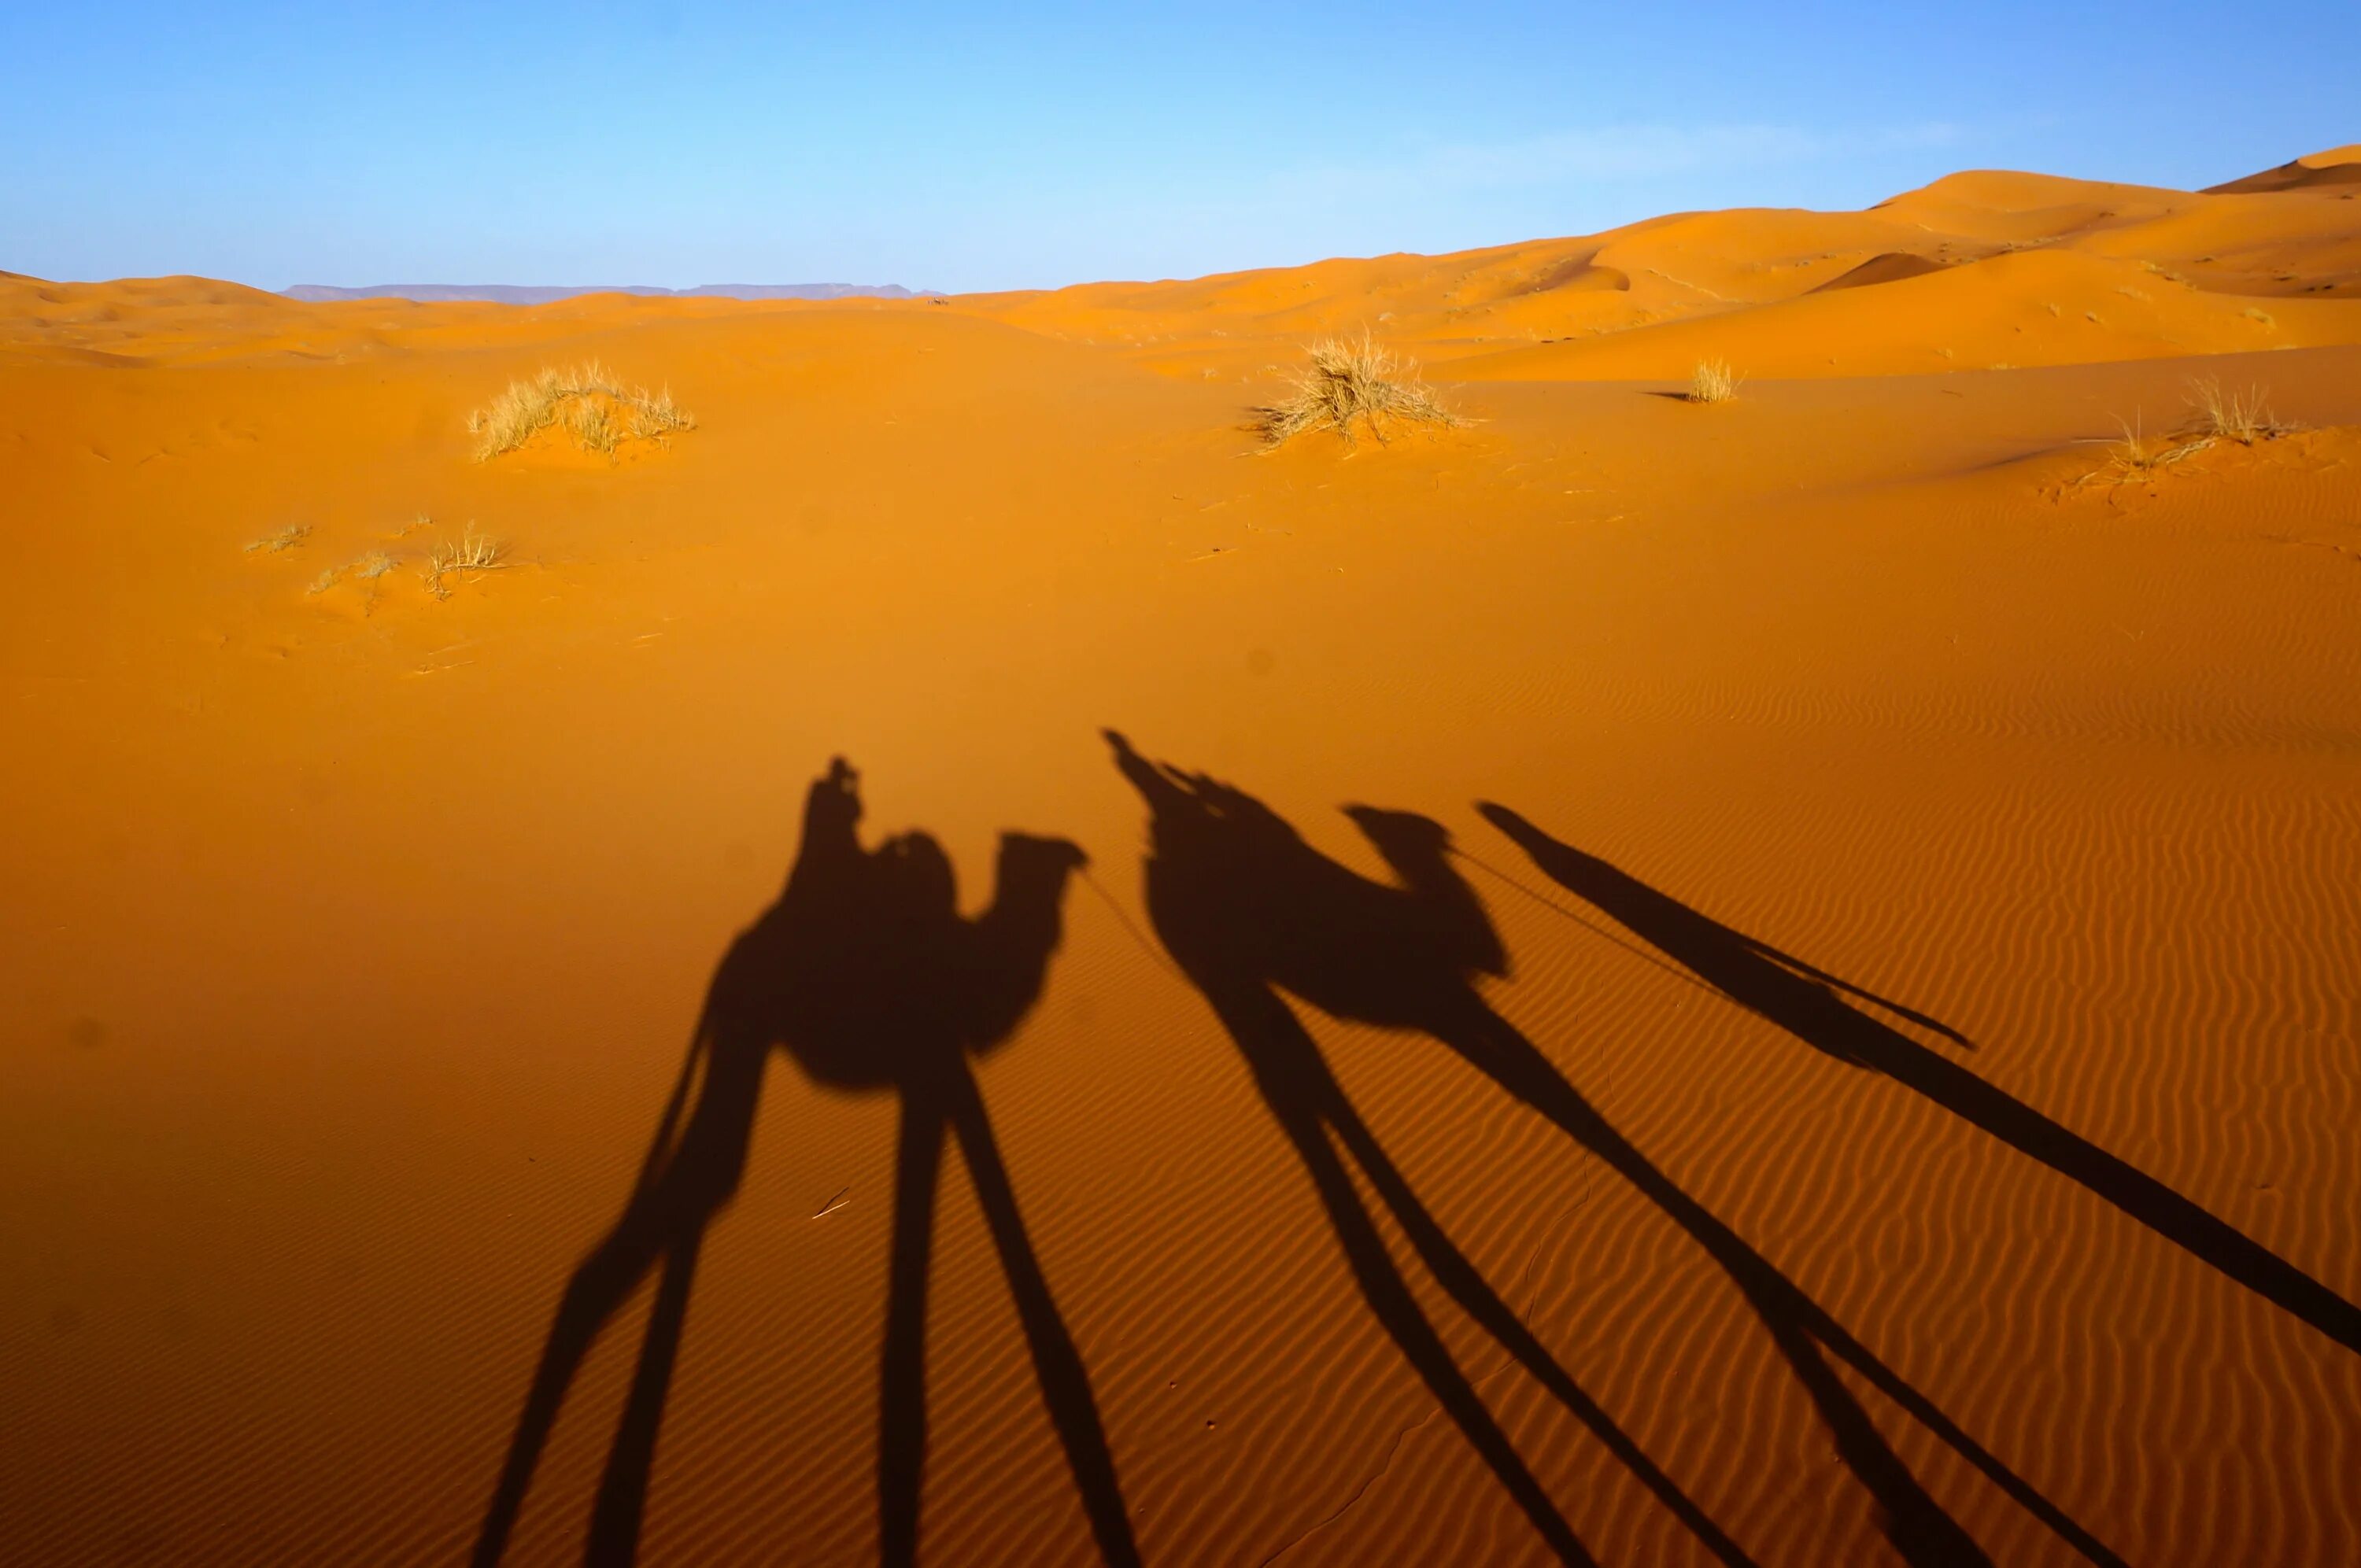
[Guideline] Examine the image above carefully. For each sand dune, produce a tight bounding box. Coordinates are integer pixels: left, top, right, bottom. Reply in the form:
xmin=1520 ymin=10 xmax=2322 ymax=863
xmin=2204 ymin=142 xmax=2361 ymax=194
xmin=2 ymin=150 xmax=2358 ymax=1566
xmin=283 ymin=284 xmax=928 ymax=305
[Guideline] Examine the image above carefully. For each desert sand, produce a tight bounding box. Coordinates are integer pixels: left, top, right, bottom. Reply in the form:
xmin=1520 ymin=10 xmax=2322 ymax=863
xmin=3 ymin=149 xmax=2359 ymax=1566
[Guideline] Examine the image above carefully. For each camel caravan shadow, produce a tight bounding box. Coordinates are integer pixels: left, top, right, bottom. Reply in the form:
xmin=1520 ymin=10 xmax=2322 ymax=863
xmin=1106 ymin=731 xmax=2128 ymax=1568
xmin=473 ymin=759 xmax=1137 ymax=1568
xmin=475 ymin=740 xmax=2361 ymax=1568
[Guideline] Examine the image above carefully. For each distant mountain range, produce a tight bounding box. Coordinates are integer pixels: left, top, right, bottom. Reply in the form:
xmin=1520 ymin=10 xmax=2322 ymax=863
xmin=280 ymin=282 xmax=933 ymax=304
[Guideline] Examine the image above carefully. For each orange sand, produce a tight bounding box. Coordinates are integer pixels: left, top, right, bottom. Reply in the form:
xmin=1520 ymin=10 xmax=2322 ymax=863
xmin=3 ymin=156 xmax=2359 ymax=1566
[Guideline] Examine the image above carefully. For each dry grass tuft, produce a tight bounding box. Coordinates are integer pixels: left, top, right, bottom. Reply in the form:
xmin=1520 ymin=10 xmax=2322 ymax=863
xmin=2182 ymin=377 xmax=2293 ymax=445
xmin=2077 ymin=415 xmax=2208 ymax=490
xmin=307 ymin=567 xmax=342 ymax=595
xmin=1687 ymin=358 xmax=1741 ymax=404
xmin=422 ymin=526 xmax=506 ymax=598
xmin=353 ymin=550 xmax=397 ymax=581
xmin=626 ymin=386 xmax=691 ymax=441
xmin=567 ymin=397 xmax=618 ymax=454
xmin=1254 ymin=334 xmax=1459 ymax=448
xmin=466 ymin=361 xmax=694 ymax=460
xmin=245 ymin=524 xmax=311 ymax=554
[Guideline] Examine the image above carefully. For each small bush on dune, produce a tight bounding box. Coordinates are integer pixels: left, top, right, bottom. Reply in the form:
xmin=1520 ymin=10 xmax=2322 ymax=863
xmin=568 ymin=397 xmax=618 ymax=455
xmin=627 ymin=386 xmax=691 ymax=441
xmin=2077 ymin=415 xmax=2206 ymax=490
xmin=2182 ymin=376 xmax=2291 ymax=445
xmin=467 ymin=361 xmax=694 ymax=461
xmin=2100 ymin=418 xmax=2190 ymax=482
xmin=245 ymin=524 xmax=311 ymax=554
xmin=1687 ymin=359 xmax=1741 ymax=404
xmin=2075 ymin=378 xmax=2299 ymax=495
xmin=1255 ymin=334 xmax=1459 ymax=448
xmin=423 ymin=526 xmax=506 ymax=598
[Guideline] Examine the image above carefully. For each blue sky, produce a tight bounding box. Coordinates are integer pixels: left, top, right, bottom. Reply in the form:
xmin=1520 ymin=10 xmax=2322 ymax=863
xmin=3 ymin=2 xmax=2353 ymax=293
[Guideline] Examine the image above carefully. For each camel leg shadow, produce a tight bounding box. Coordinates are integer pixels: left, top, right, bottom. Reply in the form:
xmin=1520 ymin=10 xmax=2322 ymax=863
xmin=1314 ymin=1064 xmax=1757 ymax=1566
xmin=1476 ymin=803 xmax=2361 ymax=1360
xmin=586 ymin=1227 xmax=705 ymax=1567
xmin=1203 ymin=980 xmax=1606 ymax=1566
xmin=1429 ymin=994 xmax=2123 ymax=1568
xmin=473 ymin=1043 xmax=759 ymax=1568
xmin=877 ymin=1064 xmax=1141 ymax=1568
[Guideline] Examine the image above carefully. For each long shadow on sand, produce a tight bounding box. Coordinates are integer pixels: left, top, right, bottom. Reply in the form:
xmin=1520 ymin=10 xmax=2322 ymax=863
xmin=1108 ymin=732 xmax=2122 ymax=1568
xmin=1477 ymin=803 xmax=2361 ymax=1360
xmin=474 ymin=759 xmax=1137 ymax=1568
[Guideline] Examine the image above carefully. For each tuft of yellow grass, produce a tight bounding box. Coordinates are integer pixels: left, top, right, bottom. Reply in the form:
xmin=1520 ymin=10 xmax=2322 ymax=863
xmin=465 ymin=361 xmax=694 ymax=460
xmin=245 ymin=524 xmax=311 ymax=554
xmin=2078 ymin=415 xmax=2208 ymax=490
xmin=422 ymin=526 xmax=505 ymax=598
xmin=567 ymin=397 xmax=618 ymax=455
xmin=2181 ymin=377 xmax=2292 ymax=446
xmin=626 ymin=386 xmax=691 ymax=441
xmin=1254 ymin=333 xmax=1459 ymax=448
xmin=1686 ymin=358 xmax=1740 ymax=404
xmin=353 ymin=550 xmax=397 ymax=581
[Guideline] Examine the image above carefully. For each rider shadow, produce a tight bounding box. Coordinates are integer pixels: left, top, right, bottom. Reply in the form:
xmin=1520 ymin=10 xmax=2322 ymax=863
xmin=1107 ymin=731 xmax=2122 ymax=1568
xmin=474 ymin=759 xmax=1137 ymax=1568
xmin=1477 ymin=802 xmax=2361 ymax=1361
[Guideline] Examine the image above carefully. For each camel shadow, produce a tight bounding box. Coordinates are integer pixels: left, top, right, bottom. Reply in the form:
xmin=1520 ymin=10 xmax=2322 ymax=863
xmin=1108 ymin=731 xmax=2123 ymax=1568
xmin=1477 ymin=802 xmax=2361 ymax=1362
xmin=473 ymin=759 xmax=1136 ymax=1568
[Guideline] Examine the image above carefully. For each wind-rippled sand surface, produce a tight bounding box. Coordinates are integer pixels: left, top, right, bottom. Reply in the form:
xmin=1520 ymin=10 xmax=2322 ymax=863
xmin=3 ymin=152 xmax=2359 ymax=1566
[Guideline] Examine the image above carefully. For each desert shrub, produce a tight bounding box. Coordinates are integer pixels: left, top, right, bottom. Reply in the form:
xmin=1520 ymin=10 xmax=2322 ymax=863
xmin=2078 ymin=415 xmax=2207 ymax=489
xmin=423 ymin=526 xmax=505 ymax=597
xmin=567 ymin=397 xmax=618 ymax=454
xmin=2182 ymin=377 xmax=2291 ymax=445
xmin=245 ymin=524 xmax=311 ymax=554
xmin=1254 ymin=334 xmax=1458 ymax=448
xmin=466 ymin=361 xmax=693 ymax=460
xmin=1687 ymin=358 xmax=1741 ymax=404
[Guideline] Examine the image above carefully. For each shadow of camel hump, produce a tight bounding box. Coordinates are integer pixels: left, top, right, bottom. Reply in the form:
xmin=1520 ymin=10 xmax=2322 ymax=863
xmin=1476 ymin=801 xmax=2361 ymax=1360
xmin=1107 ymin=731 xmax=2126 ymax=1568
xmin=473 ymin=759 xmax=1137 ymax=1568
